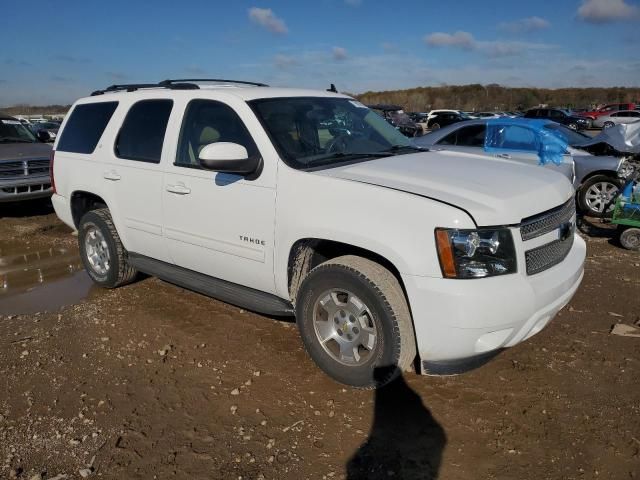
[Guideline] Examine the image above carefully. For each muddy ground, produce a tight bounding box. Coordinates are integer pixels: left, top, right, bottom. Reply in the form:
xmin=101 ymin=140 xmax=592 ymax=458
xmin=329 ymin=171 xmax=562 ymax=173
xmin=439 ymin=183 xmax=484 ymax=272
xmin=0 ymin=199 xmax=638 ymax=480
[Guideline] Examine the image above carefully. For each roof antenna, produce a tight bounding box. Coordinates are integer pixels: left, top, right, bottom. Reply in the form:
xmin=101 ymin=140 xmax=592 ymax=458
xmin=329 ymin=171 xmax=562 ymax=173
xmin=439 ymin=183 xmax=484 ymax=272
xmin=327 ymin=83 xmax=338 ymax=93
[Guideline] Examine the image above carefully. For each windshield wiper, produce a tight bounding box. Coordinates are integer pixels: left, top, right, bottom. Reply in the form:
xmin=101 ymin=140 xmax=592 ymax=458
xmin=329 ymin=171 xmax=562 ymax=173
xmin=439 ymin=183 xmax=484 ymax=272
xmin=303 ymin=151 xmax=396 ymax=168
xmin=382 ymin=144 xmax=426 ymax=153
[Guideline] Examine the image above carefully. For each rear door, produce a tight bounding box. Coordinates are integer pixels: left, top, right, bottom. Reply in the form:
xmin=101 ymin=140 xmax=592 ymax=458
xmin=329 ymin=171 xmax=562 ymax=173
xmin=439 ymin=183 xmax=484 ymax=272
xmin=102 ymin=99 xmax=174 ymax=262
xmin=484 ymin=123 xmax=575 ymax=182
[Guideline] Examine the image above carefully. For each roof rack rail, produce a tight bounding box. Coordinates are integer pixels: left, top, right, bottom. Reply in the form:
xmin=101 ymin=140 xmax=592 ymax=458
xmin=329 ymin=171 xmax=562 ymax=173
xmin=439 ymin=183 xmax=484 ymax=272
xmin=159 ymin=78 xmax=269 ymax=87
xmin=90 ymin=78 xmax=268 ymax=96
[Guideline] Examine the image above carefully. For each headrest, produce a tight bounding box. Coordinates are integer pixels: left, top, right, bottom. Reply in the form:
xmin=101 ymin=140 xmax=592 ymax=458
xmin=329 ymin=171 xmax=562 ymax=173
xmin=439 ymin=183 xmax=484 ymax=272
xmin=199 ymin=126 xmax=220 ymax=145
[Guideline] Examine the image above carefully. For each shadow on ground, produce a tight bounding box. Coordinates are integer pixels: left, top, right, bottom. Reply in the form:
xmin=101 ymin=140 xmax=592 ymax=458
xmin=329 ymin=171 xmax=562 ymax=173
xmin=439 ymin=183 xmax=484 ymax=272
xmin=0 ymin=198 xmax=53 ymax=218
xmin=346 ymin=369 xmax=446 ymax=480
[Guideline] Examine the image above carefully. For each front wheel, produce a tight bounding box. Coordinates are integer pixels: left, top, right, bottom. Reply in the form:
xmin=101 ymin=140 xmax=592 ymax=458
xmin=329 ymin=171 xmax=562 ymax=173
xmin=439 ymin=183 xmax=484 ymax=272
xmin=577 ymin=175 xmax=621 ymax=218
xmin=603 ymin=121 xmax=615 ymax=129
xmin=568 ymin=122 xmax=578 ymax=131
xmin=619 ymin=227 xmax=640 ymax=250
xmin=295 ymin=256 xmax=416 ymax=389
xmin=78 ymin=208 xmax=137 ymax=288
xmin=430 ymin=123 xmax=441 ymax=130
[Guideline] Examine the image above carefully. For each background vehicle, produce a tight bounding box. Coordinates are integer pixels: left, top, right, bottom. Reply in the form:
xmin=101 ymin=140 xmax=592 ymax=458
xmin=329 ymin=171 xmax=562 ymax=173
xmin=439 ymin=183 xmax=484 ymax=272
xmin=426 ymin=111 xmax=468 ymax=130
xmin=51 ymin=79 xmax=584 ymax=389
xmin=367 ymin=104 xmax=421 ymax=137
xmin=524 ymin=108 xmax=589 ymax=131
xmin=593 ymin=110 xmax=640 ymax=129
xmin=610 ymin=172 xmax=640 ymax=250
xmin=414 ymin=118 xmax=630 ymax=216
xmin=0 ymin=115 xmax=53 ymax=202
xmin=29 ymin=121 xmax=60 ymax=141
xmin=408 ymin=112 xmax=429 ymax=133
xmin=474 ymin=112 xmax=502 ymax=119
xmin=580 ymin=103 xmax=637 ymax=122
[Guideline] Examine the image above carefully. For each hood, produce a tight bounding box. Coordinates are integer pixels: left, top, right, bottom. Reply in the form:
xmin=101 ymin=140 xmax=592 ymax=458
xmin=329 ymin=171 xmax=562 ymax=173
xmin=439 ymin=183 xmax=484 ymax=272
xmin=0 ymin=142 xmax=52 ymax=162
xmin=314 ymin=150 xmax=574 ymax=226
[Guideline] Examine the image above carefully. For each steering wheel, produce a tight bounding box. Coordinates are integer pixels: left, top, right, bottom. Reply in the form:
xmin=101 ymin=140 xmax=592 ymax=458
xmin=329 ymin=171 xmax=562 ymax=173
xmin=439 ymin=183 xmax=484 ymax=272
xmin=325 ymin=131 xmax=365 ymax=153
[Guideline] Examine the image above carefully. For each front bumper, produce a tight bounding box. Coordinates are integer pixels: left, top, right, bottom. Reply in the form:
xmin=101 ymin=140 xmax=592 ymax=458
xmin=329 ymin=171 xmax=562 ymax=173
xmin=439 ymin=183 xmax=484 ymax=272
xmin=403 ymin=235 xmax=586 ymax=372
xmin=0 ymin=175 xmax=52 ymax=203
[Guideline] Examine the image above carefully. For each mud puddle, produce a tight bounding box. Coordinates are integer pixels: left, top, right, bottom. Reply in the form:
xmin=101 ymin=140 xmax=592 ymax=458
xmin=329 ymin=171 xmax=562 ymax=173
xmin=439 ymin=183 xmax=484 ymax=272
xmin=0 ymin=243 xmax=98 ymax=315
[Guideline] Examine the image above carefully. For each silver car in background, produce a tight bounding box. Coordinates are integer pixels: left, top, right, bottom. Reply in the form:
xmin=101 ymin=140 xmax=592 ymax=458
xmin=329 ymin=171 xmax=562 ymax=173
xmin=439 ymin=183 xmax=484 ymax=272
xmin=414 ymin=119 xmax=632 ymax=217
xmin=592 ymin=111 xmax=640 ymax=129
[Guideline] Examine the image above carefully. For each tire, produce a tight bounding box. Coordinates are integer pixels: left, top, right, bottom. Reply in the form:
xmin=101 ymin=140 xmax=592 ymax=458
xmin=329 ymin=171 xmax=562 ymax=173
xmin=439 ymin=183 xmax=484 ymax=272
xmin=577 ymin=175 xmax=621 ymax=218
xmin=295 ymin=255 xmax=416 ymax=389
xmin=430 ymin=123 xmax=441 ymax=130
xmin=568 ymin=122 xmax=578 ymax=131
xmin=603 ymin=121 xmax=615 ymax=129
xmin=78 ymin=208 xmax=137 ymax=288
xmin=619 ymin=227 xmax=640 ymax=251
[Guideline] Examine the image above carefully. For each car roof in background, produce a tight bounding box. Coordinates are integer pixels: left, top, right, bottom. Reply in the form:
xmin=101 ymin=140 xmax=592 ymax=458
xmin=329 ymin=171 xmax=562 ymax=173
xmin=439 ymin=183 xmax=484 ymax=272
xmin=413 ymin=117 xmax=567 ymax=146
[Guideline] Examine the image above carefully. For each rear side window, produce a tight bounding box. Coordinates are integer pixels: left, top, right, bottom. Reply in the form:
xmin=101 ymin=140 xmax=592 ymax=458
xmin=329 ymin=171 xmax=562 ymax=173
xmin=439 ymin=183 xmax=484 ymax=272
xmin=115 ymin=100 xmax=173 ymax=163
xmin=57 ymin=102 xmax=118 ymax=154
xmin=456 ymin=125 xmax=486 ymax=147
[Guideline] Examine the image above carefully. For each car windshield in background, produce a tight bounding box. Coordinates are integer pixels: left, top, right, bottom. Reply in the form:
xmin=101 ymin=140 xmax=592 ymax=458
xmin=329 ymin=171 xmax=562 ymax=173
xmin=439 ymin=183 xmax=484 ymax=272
xmin=0 ymin=119 xmax=37 ymax=143
xmin=249 ymin=97 xmax=415 ymax=170
xmin=543 ymin=123 xmax=590 ymax=146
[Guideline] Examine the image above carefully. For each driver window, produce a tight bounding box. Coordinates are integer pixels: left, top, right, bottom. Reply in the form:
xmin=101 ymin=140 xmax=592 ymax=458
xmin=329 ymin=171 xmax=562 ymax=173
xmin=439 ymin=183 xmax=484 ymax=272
xmin=175 ymin=100 xmax=258 ymax=167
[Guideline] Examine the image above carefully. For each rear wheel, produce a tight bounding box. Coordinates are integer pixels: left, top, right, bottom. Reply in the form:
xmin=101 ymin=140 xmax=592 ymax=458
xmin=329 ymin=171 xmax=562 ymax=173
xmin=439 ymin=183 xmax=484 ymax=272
xmin=78 ymin=208 xmax=137 ymax=288
xmin=619 ymin=227 xmax=640 ymax=250
xmin=577 ymin=175 xmax=621 ymax=217
xmin=295 ymin=255 xmax=416 ymax=389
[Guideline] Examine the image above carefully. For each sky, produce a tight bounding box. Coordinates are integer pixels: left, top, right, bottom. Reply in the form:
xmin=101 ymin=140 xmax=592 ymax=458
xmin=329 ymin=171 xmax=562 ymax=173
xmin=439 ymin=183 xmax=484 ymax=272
xmin=1 ymin=0 xmax=639 ymax=105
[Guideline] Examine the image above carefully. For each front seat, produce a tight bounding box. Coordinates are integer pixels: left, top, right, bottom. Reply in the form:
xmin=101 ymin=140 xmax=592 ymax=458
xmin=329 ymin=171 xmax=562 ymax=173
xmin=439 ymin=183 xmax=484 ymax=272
xmin=187 ymin=126 xmax=220 ymax=165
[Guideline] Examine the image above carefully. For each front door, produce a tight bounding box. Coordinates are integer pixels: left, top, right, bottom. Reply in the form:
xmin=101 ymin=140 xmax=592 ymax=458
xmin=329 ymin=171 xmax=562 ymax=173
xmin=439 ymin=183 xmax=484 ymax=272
xmin=161 ymin=99 xmax=277 ymax=294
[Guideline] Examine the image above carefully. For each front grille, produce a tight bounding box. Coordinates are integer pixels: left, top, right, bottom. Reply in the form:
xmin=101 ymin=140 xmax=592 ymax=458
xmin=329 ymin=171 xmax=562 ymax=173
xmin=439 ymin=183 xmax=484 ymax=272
xmin=0 ymin=158 xmax=50 ymax=178
xmin=1 ymin=183 xmax=51 ymax=195
xmin=0 ymin=161 xmax=25 ymax=178
xmin=525 ymin=235 xmax=574 ymax=275
xmin=520 ymin=199 xmax=575 ymax=241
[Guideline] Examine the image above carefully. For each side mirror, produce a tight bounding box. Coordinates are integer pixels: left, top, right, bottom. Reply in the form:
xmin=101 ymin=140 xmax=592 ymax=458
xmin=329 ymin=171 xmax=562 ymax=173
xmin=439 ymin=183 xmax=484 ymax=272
xmin=36 ymin=130 xmax=51 ymax=142
xmin=198 ymin=142 xmax=258 ymax=175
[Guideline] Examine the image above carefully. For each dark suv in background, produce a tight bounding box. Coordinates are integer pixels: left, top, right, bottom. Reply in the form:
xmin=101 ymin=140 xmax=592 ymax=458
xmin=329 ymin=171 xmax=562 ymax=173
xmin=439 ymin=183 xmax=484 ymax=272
xmin=524 ymin=108 xmax=589 ymax=131
xmin=367 ymin=104 xmax=421 ymax=137
xmin=0 ymin=115 xmax=53 ymax=202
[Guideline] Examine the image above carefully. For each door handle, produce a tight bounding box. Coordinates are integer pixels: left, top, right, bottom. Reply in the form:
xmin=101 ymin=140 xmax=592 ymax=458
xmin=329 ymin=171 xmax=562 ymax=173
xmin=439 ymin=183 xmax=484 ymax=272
xmin=166 ymin=184 xmax=191 ymax=195
xmin=103 ymin=171 xmax=121 ymax=181
xmin=495 ymin=153 xmax=511 ymax=159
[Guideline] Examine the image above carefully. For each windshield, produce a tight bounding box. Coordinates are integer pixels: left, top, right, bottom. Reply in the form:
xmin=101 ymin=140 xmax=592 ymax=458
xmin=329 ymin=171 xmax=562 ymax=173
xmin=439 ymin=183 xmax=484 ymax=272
xmin=0 ymin=118 xmax=38 ymax=143
xmin=249 ymin=97 xmax=415 ymax=170
xmin=543 ymin=123 xmax=590 ymax=146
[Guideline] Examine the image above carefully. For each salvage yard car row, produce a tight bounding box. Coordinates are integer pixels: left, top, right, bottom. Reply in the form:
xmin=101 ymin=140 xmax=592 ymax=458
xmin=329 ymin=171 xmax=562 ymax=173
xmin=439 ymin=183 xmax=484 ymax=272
xmin=1 ymin=80 xmax=638 ymax=388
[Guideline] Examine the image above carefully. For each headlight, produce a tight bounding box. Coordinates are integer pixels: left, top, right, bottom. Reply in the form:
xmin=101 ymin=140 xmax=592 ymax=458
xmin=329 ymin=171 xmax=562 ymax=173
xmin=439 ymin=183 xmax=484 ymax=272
xmin=435 ymin=228 xmax=517 ymax=279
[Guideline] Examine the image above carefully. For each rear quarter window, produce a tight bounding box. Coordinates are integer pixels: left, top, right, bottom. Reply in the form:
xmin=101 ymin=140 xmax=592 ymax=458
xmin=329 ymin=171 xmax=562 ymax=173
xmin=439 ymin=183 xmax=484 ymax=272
xmin=57 ymin=102 xmax=118 ymax=154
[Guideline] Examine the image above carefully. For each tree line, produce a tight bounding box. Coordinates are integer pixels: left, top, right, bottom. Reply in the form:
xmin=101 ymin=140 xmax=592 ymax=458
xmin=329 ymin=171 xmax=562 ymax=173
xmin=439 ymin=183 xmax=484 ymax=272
xmin=354 ymin=84 xmax=640 ymax=112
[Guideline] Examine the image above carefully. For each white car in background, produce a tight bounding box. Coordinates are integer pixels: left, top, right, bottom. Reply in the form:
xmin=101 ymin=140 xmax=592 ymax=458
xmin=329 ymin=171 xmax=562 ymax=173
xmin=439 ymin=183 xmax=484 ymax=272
xmin=593 ymin=110 xmax=640 ymax=129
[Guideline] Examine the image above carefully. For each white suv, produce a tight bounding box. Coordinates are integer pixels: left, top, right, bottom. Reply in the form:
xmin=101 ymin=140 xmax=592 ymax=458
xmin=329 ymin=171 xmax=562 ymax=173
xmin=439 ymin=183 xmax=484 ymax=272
xmin=51 ymin=79 xmax=586 ymax=388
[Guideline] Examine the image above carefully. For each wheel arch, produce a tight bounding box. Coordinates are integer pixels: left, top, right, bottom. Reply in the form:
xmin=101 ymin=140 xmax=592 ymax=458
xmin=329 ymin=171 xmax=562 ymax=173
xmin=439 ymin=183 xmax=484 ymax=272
xmin=576 ymin=169 xmax=620 ymax=189
xmin=286 ymin=238 xmax=408 ymax=305
xmin=70 ymin=190 xmax=109 ymax=229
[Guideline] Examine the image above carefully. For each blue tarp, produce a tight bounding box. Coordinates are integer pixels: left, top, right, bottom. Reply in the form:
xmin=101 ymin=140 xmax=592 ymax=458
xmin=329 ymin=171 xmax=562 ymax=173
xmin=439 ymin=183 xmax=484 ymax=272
xmin=484 ymin=118 xmax=569 ymax=166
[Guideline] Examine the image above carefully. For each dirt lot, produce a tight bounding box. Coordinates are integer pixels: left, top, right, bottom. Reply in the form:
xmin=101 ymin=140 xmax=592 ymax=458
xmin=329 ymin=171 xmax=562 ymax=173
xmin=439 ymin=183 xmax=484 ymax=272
xmin=0 ymin=200 xmax=639 ymax=480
